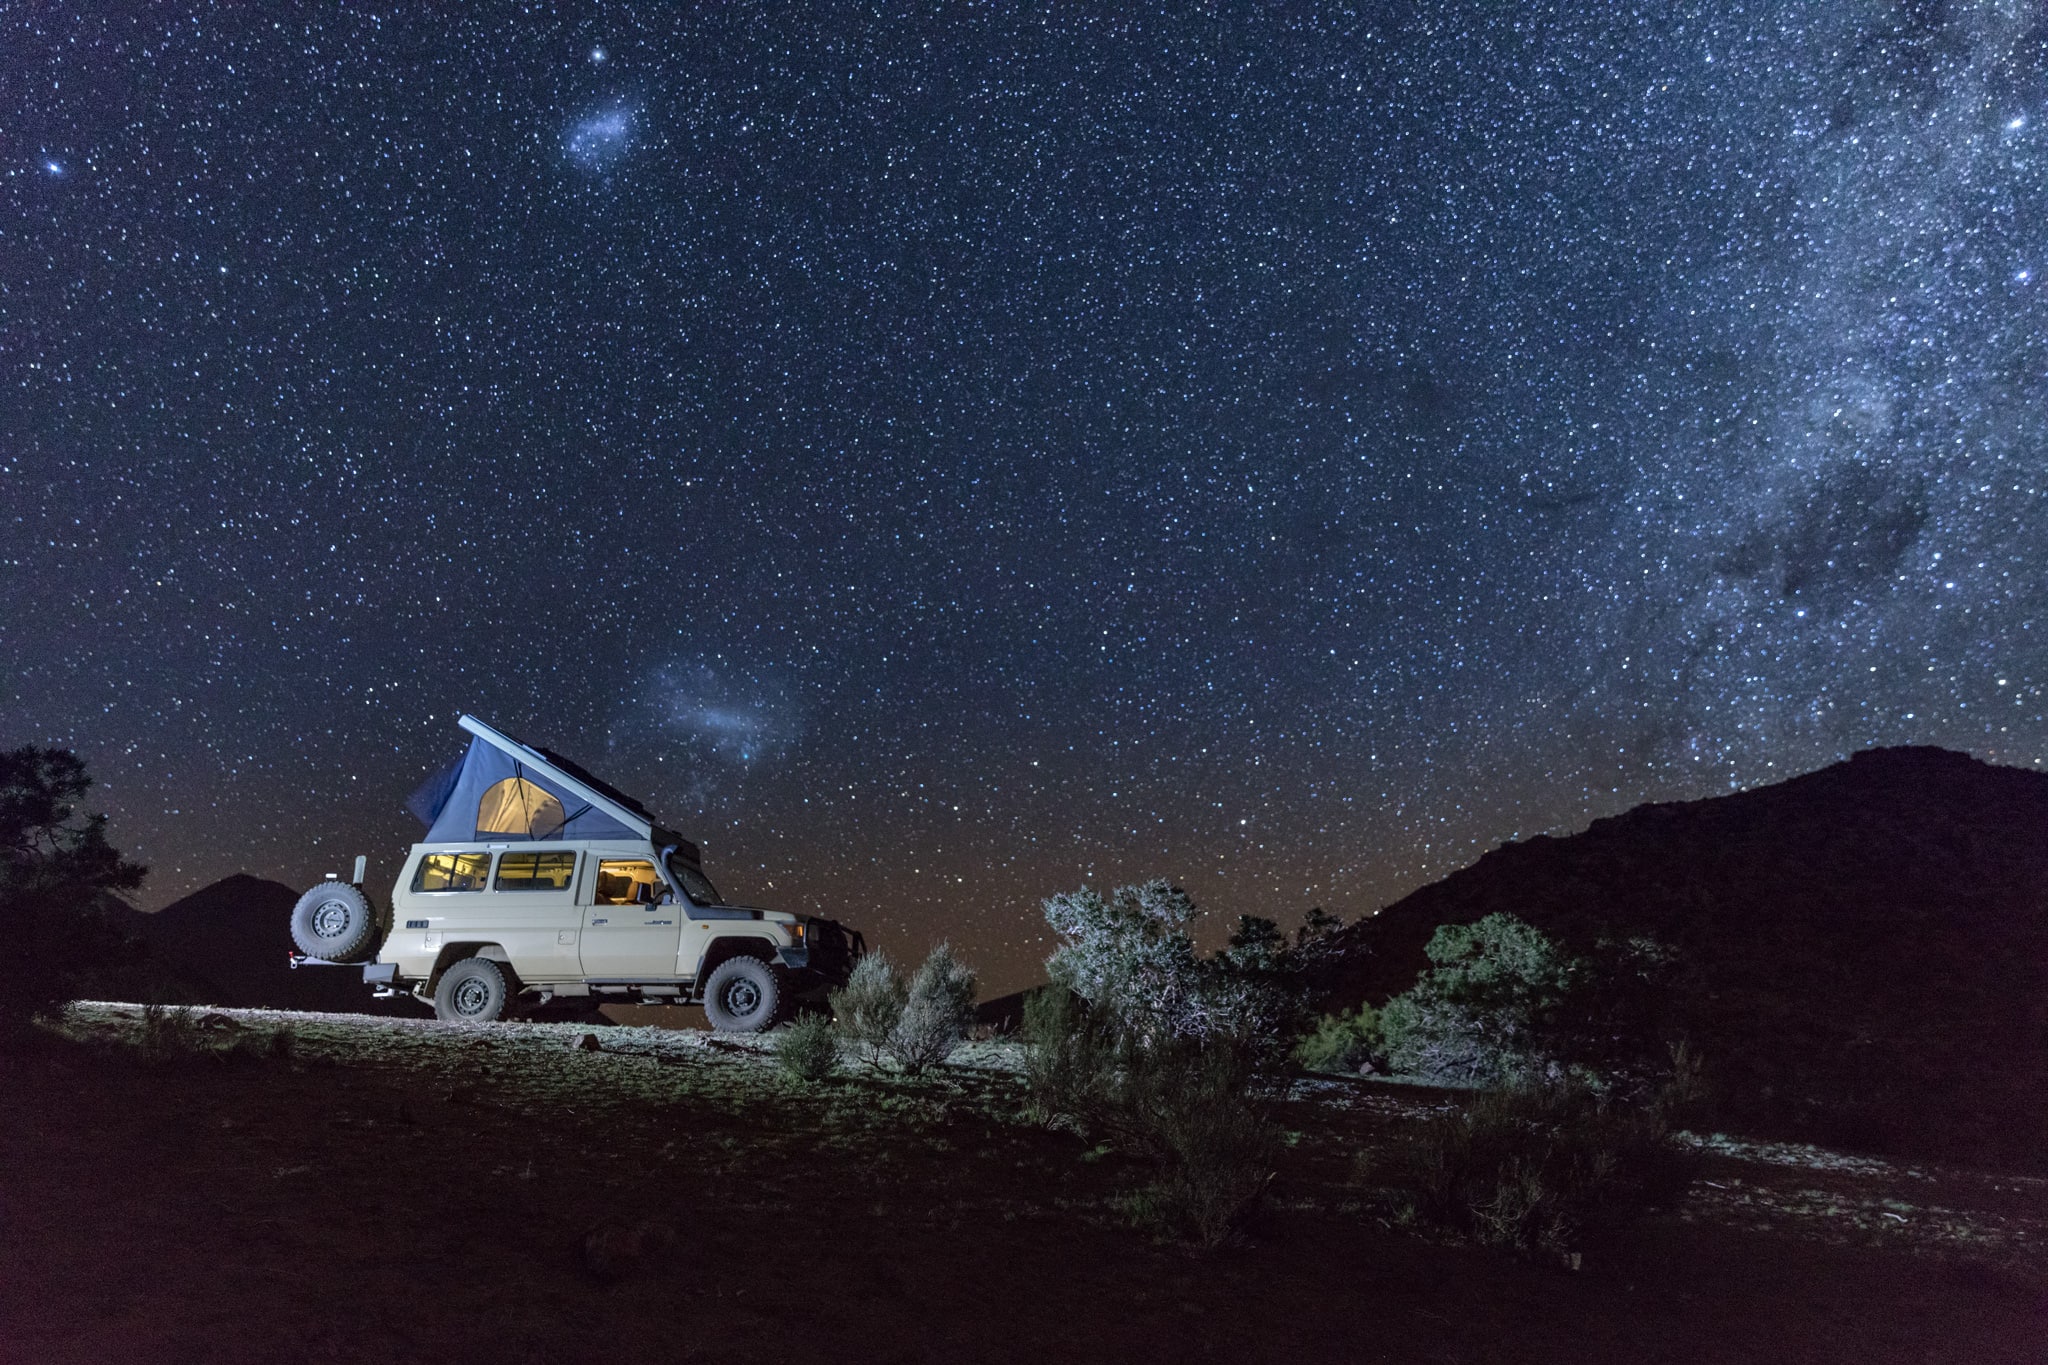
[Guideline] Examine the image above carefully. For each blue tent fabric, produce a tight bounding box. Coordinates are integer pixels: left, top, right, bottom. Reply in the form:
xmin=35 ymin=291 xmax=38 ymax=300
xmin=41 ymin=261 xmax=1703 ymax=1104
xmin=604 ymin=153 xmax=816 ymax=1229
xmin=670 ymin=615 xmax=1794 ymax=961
xmin=421 ymin=735 xmax=638 ymax=843
xmin=405 ymin=755 xmax=464 ymax=828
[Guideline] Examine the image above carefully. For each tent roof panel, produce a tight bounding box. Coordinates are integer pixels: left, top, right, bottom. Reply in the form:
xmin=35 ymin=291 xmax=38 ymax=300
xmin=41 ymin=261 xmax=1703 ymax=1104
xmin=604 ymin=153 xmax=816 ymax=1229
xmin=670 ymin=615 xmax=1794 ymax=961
xmin=457 ymin=714 xmax=654 ymax=841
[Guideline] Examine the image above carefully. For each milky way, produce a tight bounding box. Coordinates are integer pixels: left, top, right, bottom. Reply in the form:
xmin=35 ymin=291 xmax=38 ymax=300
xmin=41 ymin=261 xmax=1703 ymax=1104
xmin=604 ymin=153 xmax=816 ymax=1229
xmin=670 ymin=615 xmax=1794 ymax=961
xmin=6 ymin=3 xmax=2046 ymax=990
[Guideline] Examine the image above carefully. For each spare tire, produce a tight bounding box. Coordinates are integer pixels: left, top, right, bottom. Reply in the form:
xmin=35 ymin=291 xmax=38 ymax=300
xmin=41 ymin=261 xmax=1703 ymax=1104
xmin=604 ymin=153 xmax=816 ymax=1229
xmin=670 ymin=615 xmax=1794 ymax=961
xmin=290 ymin=881 xmax=380 ymax=963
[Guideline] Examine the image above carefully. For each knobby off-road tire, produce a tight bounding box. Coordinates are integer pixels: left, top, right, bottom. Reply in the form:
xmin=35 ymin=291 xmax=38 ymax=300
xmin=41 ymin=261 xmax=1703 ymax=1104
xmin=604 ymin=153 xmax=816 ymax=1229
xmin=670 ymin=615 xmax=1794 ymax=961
xmin=435 ymin=957 xmax=512 ymax=1023
xmin=702 ymin=956 xmax=783 ymax=1032
xmin=289 ymin=882 xmax=379 ymax=964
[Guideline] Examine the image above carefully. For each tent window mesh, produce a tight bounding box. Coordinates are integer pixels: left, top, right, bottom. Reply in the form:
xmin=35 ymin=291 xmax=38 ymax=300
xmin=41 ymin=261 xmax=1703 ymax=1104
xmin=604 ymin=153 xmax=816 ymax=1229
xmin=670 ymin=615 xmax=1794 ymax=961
xmin=476 ymin=777 xmax=567 ymax=839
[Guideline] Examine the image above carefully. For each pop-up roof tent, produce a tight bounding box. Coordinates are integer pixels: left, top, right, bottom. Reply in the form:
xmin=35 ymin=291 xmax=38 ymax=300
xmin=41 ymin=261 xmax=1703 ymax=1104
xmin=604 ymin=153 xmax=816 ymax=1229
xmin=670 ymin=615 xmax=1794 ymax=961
xmin=407 ymin=715 xmax=690 ymax=853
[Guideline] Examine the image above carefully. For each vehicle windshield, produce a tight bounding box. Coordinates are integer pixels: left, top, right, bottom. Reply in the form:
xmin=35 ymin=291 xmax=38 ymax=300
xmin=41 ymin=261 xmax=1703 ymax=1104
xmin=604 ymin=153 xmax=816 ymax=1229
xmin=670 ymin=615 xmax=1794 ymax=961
xmin=667 ymin=853 xmax=721 ymax=906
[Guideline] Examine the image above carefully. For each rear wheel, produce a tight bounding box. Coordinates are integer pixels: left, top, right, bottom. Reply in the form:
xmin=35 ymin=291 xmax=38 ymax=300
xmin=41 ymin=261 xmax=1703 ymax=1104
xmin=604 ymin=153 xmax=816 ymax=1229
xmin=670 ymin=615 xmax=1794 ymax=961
xmin=435 ymin=957 xmax=512 ymax=1023
xmin=290 ymin=882 xmax=379 ymax=963
xmin=702 ymin=956 xmax=783 ymax=1032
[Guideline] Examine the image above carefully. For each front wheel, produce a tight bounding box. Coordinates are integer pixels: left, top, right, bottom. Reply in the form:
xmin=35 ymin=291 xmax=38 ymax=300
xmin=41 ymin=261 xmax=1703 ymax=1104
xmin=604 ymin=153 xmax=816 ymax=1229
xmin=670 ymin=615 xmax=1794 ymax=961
xmin=701 ymin=957 xmax=783 ymax=1032
xmin=435 ymin=957 xmax=512 ymax=1023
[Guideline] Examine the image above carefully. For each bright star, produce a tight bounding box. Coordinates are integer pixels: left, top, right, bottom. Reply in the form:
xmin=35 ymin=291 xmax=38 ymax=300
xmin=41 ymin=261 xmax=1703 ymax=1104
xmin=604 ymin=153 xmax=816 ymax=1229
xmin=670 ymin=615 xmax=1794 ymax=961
xmin=2009 ymin=115 xmax=2026 ymax=131
xmin=590 ymin=46 xmax=606 ymax=64
xmin=42 ymin=159 xmax=62 ymax=176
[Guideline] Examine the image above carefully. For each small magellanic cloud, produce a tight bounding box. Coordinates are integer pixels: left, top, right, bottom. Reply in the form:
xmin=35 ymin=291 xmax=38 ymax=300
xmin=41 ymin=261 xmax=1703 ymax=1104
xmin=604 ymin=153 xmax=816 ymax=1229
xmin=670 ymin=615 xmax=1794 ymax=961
xmin=565 ymin=109 xmax=630 ymax=169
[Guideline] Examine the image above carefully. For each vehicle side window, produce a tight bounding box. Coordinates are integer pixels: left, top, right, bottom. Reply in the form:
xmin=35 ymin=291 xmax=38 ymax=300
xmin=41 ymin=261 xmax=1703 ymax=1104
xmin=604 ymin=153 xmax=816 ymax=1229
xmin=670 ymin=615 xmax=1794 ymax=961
xmin=414 ymin=852 xmax=491 ymax=892
xmin=594 ymin=859 xmax=660 ymax=905
xmin=495 ymin=851 xmax=576 ymax=891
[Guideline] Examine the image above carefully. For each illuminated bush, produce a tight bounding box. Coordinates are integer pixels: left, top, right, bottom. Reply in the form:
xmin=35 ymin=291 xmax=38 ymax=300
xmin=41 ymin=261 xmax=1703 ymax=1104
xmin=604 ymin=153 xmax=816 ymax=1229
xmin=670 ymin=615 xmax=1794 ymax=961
xmin=827 ymin=944 xmax=977 ymax=1074
xmin=1380 ymin=914 xmax=1582 ymax=1086
xmin=1024 ymin=878 xmax=1318 ymax=1244
xmin=888 ymin=942 xmax=977 ymax=1075
xmin=1294 ymin=1003 xmax=1384 ymax=1074
xmin=773 ymin=1011 xmax=841 ymax=1083
xmin=829 ymin=950 xmax=908 ymax=1069
xmin=1041 ymin=880 xmax=1281 ymax=1046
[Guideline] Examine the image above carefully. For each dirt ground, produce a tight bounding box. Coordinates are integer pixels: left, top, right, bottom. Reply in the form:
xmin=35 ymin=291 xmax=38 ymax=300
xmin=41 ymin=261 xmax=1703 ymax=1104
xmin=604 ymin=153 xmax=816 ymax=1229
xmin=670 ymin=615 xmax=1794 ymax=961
xmin=1 ymin=1004 xmax=2042 ymax=1365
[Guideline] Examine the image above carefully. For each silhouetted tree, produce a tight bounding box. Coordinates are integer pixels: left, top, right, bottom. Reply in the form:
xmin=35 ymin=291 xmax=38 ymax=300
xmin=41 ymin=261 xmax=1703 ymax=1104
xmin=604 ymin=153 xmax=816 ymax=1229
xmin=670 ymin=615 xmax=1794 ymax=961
xmin=0 ymin=745 xmax=147 ymax=1037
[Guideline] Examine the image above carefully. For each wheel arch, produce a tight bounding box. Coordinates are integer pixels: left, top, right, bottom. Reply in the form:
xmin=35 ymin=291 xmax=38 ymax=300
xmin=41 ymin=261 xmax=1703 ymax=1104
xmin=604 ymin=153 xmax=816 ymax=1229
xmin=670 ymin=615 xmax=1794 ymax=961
xmin=428 ymin=942 xmax=517 ymax=993
xmin=693 ymin=934 xmax=777 ymax=987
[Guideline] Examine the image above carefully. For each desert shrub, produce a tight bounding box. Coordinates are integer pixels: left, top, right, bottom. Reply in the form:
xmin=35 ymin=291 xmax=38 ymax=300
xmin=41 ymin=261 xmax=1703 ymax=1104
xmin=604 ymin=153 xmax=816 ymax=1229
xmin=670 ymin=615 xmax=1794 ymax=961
xmin=1377 ymin=915 xmax=1692 ymax=1096
xmin=1380 ymin=914 xmax=1583 ymax=1086
xmin=1295 ymin=1004 xmax=1383 ymax=1074
xmin=1021 ymin=985 xmax=1280 ymax=1247
xmin=1041 ymin=880 xmax=1286 ymax=1047
xmin=137 ymin=1002 xmax=203 ymax=1062
xmin=266 ymin=1023 xmax=298 ymax=1062
xmin=888 ymin=942 xmax=977 ymax=1075
xmin=1655 ymin=1040 xmax=1711 ymax=1129
xmin=773 ymin=1011 xmax=841 ymax=1083
xmin=829 ymin=951 xmax=908 ymax=1069
xmin=1394 ymin=1076 xmax=1699 ymax=1256
xmin=1025 ymin=878 xmax=1313 ymax=1244
xmin=1109 ymin=1036 xmax=1280 ymax=1247
xmin=1135 ymin=1055 xmax=1279 ymax=1247
xmin=219 ymin=1021 xmax=299 ymax=1065
xmin=1019 ymin=986 xmax=1121 ymax=1128
xmin=1019 ymin=986 xmax=1116 ymax=1128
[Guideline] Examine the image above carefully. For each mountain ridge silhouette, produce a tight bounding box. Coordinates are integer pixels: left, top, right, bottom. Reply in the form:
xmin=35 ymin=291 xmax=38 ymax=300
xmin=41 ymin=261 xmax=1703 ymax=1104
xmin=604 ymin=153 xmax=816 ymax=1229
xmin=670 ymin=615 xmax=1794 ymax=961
xmin=1319 ymin=745 xmax=2048 ymax=1166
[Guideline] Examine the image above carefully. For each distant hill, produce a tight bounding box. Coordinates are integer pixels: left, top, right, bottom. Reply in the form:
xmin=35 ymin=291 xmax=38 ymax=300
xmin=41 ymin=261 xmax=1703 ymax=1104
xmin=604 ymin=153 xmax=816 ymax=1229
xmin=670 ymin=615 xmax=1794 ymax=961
xmin=134 ymin=874 xmax=420 ymax=1016
xmin=974 ymin=989 xmax=1032 ymax=1034
xmin=1318 ymin=747 xmax=2048 ymax=1168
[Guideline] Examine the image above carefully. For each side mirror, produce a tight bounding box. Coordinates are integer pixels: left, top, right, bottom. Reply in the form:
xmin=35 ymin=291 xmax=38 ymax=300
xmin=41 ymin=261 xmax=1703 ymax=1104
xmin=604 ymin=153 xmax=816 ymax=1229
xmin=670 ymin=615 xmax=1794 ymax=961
xmin=633 ymin=882 xmax=655 ymax=906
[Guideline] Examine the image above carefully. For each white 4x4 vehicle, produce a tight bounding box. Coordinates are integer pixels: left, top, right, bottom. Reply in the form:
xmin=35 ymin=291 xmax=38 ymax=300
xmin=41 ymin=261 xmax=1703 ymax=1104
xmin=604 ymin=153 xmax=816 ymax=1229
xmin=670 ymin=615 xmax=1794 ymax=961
xmin=287 ymin=715 xmax=861 ymax=1030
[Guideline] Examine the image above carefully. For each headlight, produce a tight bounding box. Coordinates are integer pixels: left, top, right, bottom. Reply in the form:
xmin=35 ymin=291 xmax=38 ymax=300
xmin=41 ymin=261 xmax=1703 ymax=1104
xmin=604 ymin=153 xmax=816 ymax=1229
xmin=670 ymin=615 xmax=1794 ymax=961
xmin=784 ymin=921 xmax=808 ymax=943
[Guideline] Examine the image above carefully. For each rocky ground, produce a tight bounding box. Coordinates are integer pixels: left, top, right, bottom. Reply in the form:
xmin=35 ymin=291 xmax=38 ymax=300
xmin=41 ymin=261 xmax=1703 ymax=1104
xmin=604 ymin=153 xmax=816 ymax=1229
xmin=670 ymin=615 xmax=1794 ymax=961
xmin=1 ymin=1003 xmax=2042 ymax=1364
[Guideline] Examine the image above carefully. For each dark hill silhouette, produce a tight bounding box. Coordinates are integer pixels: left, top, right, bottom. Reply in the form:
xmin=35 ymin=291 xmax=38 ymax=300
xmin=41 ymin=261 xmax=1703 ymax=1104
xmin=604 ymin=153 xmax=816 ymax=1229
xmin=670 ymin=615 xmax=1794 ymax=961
xmin=974 ymin=988 xmax=1033 ymax=1034
xmin=1319 ymin=746 xmax=2048 ymax=1168
xmin=135 ymin=874 xmax=420 ymax=1016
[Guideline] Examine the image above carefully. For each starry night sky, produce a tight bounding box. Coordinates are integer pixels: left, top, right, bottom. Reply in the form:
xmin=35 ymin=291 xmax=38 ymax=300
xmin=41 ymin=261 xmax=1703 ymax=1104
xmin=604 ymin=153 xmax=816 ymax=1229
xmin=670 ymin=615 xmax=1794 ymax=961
xmin=8 ymin=3 xmax=2047 ymax=993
